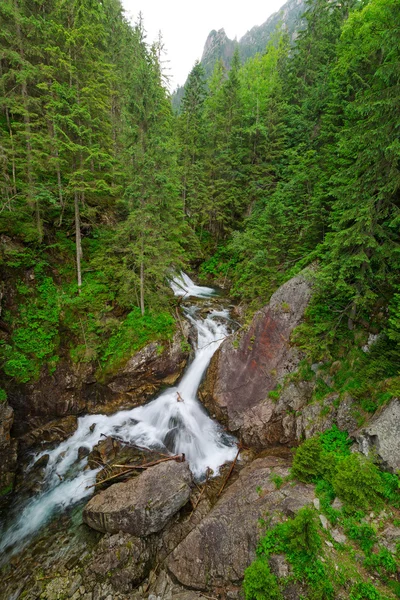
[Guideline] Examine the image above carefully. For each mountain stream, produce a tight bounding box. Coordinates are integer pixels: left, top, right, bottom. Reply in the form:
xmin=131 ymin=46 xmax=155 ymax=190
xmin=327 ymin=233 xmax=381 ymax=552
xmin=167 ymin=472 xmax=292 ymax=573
xmin=0 ymin=274 xmax=238 ymax=563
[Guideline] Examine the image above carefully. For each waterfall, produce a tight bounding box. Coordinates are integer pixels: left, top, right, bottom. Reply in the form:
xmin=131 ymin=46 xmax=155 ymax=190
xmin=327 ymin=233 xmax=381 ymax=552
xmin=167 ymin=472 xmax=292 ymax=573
xmin=0 ymin=274 xmax=237 ymax=559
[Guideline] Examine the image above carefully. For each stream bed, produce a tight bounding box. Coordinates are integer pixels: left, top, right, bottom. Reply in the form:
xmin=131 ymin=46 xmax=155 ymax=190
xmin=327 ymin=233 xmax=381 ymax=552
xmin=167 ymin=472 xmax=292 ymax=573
xmin=0 ymin=274 xmax=238 ymax=593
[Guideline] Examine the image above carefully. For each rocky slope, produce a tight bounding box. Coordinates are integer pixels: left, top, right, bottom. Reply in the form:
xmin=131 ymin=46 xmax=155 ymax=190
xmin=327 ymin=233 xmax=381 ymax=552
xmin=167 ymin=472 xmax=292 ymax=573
xmin=1 ymin=272 xmax=399 ymax=599
xmin=199 ymin=271 xmax=314 ymax=447
xmin=201 ymin=0 xmax=306 ymax=78
xmin=172 ymin=0 xmax=306 ymax=111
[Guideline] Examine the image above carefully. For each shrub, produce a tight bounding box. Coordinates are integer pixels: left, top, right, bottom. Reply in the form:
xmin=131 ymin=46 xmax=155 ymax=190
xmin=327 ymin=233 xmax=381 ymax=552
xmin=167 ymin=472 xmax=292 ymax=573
xmin=243 ymin=558 xmax=283 ymax=600
xmin=332 ymin=454 xmax=384 ymax=510
xmin=320 ymin=424 xmax=351 ymax=456
xmin=286 ymin=507 xmax=322 ymax=557
xmin=343 ymin=518 xmax=377 ymax=553
xmin=379 ymin=471 xmax=400 ymax=507
xmin=291 ymin=437 xmax=326 ymax=482
xmin=364 ymin=547 xmax=397 ymax=576
xmin=350 ymin=582 xmax=385 ymax=600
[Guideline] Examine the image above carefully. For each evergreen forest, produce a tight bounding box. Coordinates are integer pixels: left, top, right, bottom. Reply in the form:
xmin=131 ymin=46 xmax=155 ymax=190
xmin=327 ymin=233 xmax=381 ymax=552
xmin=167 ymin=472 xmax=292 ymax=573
xmin=0 ymin=0 xmax=400 ymax=596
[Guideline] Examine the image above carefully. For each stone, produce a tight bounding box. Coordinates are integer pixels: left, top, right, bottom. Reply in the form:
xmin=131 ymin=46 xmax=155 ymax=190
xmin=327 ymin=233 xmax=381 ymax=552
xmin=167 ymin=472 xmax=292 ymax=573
xmin=83 ymin=460 xmax=192 ymax=535
xmin=355 ymin=398 xmax=400 ymax=472
xmin=332 ymin=497 xmax=343 ymax=511
xmin=313 ymin=498 xmax=321 ymax=511
xmin=0 ymin=401 xmax=18 ymax=496
xmin=167 ymin=456 xmax=315 ymax=591
xmin=86 ymin=532 xmax=153 ymax=592
xmin=319 ymin=515 xmax=329 ymax=530
xmin=7 ymin=324 xmax=190 ymax=437
xmin=199 ymin=272 xmax=314 ymax=447
xmin=331 ymin=529 xmax=347 ymax=545
xmin=381 ymin=526 xmax=400 ymax=553
xmin=18 ymin=415 xmax=78 ymax=451
xmin=269 ymin=554 xmax=290 ymax=578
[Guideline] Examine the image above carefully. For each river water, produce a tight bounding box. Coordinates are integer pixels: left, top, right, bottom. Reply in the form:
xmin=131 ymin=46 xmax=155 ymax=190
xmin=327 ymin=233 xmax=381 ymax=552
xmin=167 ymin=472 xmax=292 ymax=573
xmin=0 ymin=273 xmax=237 ymax=561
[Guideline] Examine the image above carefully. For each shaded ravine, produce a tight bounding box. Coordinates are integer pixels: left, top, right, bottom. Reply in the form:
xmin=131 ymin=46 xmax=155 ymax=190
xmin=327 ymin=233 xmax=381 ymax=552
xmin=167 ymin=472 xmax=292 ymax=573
xmin=0 ymin=274 xmax=237 ymax=562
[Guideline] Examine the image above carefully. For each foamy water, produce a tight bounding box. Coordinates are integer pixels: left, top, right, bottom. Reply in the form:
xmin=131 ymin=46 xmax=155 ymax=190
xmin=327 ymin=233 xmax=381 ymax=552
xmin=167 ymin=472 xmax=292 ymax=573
xmin=0 ymin=274 xmax=237 ymax=559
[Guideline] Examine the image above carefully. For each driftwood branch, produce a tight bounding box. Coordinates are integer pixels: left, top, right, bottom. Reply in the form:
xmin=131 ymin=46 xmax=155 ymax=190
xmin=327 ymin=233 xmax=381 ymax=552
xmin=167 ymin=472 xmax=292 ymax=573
xmin=89 ymin=454 xmax=185 ymax=489
xmin=217 ymin=444 xmax=241 ymax=498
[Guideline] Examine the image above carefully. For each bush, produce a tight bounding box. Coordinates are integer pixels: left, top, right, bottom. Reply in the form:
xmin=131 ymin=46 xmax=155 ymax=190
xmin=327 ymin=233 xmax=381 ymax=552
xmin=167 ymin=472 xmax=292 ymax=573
xmin=350 ymin=582 xmax=385 ymax=600
xmin=364 ymin=547 xmax=397 ymax=576
xmin=332 ymin=454 xmax=384 ymax=510
xmin=243 ymin=558 xmax=283 ymax=600
xmin=320 ymin=424 xmax=351 ymax=456
xmin=343 ymin=518 xmax=377 ymax=553
xmin=285 ymin=507 xmax=322 ymax=557
xmin=291 ymin=437 xmax=326 ymax=482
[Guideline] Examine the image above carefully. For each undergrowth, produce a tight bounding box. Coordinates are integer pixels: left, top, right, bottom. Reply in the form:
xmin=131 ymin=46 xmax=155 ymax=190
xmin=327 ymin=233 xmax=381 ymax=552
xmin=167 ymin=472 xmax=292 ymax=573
xmin=244 ymin=427 xmax=400 ymax=600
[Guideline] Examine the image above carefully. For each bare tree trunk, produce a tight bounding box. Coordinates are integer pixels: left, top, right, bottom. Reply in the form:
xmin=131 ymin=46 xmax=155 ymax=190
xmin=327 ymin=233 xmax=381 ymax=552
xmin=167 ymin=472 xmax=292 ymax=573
xmin=15 ymin=0 xmax=42 ymax=241
xmin=140 ymin=237 xmax=145 ymax=316
xmin=74 ymin=191 xmax=82 ymax=292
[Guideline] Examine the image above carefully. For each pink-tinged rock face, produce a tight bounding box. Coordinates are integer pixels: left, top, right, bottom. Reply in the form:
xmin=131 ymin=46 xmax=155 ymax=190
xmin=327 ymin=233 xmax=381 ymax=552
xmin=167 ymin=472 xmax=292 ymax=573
xmin=199 ymin=273 xmax=314 ymax=447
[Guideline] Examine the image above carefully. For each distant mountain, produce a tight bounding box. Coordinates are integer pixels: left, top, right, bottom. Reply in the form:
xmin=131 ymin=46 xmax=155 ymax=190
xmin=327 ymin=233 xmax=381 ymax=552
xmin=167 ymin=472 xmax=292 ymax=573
xmin=171 ymin=0 xmax=306 ymax=111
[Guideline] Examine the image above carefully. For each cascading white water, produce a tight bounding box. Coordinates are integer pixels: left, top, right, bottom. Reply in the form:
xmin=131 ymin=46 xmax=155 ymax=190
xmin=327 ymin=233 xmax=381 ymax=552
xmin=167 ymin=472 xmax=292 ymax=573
xmin=0 ymin=274 xmax=237 ymax=559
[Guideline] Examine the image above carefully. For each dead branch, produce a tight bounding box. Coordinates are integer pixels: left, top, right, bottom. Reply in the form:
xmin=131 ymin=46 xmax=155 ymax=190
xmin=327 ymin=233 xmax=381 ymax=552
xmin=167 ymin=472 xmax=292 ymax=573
xmin=89 ymin=454 xmax=185 ymax=488
xmin=217 ymin=444 xmax=241 ymax=498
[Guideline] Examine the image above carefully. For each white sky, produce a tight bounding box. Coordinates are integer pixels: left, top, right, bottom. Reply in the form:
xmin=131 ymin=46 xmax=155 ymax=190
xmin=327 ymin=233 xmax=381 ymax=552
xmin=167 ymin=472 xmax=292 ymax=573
xmin=121 ymin=0 xmax=286 ymax=90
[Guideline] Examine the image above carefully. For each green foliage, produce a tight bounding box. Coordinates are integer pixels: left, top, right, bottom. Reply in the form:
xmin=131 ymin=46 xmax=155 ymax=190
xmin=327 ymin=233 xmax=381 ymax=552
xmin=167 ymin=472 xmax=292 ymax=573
xmin=0 ymin=388 xmax=7 ymax=403
xmin=270 ymin=474 xmax=284 ymax=490
xmin=99 ymin=309 xmax=174 ymax=375
xmin=243 ymin=558 xmax=283 ymax=600
xmin=343 ymin=518 xmax=377 ymax=553
xmin=364 ymin=547 xmax=397 ymax=576
xmin=291 ymin=437 xmax=324 ymax=482
xmin=1 ymin=271 xmax=61 ymax=382
xmin=379 ymin=472 xmax=400 ymax=508
xmin=320 ymin=424 xmax=352 ymax=456
xmin=350 ymin=582 xmax=386 ymax=600
xmin=332 ymin=454 xmax=384 ymax=511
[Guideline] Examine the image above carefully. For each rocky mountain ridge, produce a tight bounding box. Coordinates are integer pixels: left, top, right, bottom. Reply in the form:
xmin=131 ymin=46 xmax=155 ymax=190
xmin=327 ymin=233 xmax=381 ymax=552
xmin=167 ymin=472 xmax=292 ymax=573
xmin=172 ymin=0 xmax=306 ymax=110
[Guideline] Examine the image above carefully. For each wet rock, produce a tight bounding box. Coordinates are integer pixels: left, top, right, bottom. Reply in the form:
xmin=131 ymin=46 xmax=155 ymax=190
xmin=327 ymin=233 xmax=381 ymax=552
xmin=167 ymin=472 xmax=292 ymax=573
xmin=7 ymin=324 xmax=190 ymax=437
xmin=0 ymin=401 xmax=18 ymax=497
xmin=106 ymin=326 xmax=190 ymax=397
xmin=355 ymin=398 xmax=400 ymax=472
xmin=86 ymin=532 xmax=153 ymax=592
xmin=167 ymin=456 xmax=314 ymax=591
xmin=199 ymin=272 xmax=314 ymax=448
xmin=87 ymin=436 xmax=124 ymax=469
xmin=83 ymin=460 xmax=192 ymax=535
xmin=78 ymin=445 xmax=91 ymax=461
xmin=19 ymin=415 xmax=78 ymax=451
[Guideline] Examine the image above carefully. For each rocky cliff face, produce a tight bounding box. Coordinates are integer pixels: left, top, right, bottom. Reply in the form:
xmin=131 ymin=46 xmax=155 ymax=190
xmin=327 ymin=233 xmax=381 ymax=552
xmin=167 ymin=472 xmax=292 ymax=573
xmin=6 ymin=325 xmax=190 ymax=438
xmin=173 ymin=0 xmax=306 ymax=100
xmin=0 ymin=401 xmax=17 ymax=498
xmin=199 ymin=272 xmax=314 ymax=447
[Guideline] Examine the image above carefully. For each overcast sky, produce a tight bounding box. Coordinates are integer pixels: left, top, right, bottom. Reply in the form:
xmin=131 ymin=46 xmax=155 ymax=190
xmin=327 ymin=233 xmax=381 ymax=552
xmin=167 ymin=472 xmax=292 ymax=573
xmin=121 ymin=0 xmax=286 ymax=90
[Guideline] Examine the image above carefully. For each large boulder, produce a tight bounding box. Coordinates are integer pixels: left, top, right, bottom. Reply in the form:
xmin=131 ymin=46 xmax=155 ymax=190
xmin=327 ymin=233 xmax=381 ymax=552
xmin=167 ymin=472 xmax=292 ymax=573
xmin=167 ymin=456 xmax=315 ymax=593
xmin=355 ymin=398 xmax=400 ymax=472
xmin=200 ymin=273 xmax=314 ymax=447
xmin=83 ymin=460 xmax=193 ymax=535
xmin=0 ymin=401 xmax=17 ymax=497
